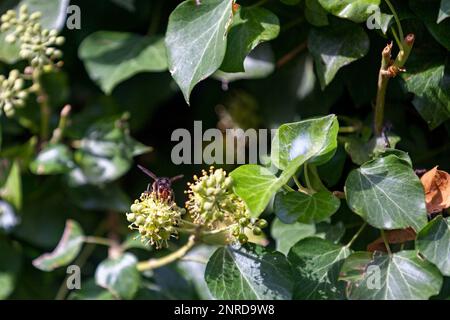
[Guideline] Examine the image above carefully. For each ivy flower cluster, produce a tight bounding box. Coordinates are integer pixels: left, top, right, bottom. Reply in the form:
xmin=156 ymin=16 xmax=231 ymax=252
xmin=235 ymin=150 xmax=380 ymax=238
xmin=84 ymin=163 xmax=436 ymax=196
xmin=185 ymin=167 xmax=267 ymax=244
xmin=0 ymin=70 xmax=28 ymax=116
xmin=1 ymin=5 xmax=65 ymax=68
xmin=125 ymin=167 xmax=267 ymax=249
xmin=126 ymin=192 xmax=186 ymax=249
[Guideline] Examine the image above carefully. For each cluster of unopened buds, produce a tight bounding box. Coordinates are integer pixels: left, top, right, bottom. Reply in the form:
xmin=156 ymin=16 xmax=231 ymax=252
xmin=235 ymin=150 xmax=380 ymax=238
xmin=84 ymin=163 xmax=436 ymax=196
xmin=1 ymin=5 xmax=65 ymax=69
xmin=185 ymin=167 xmax=267 ymax=244
xmin=125 ymin=167 xmax=268 ymax=249
xmin=0 ymin=70 xmax=28 ymax=117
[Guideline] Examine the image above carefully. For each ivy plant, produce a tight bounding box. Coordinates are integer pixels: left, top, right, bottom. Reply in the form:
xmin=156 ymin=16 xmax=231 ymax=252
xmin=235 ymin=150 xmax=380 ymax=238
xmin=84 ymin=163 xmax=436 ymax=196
xmin=0 ymin=0 xmax=449 ymax=301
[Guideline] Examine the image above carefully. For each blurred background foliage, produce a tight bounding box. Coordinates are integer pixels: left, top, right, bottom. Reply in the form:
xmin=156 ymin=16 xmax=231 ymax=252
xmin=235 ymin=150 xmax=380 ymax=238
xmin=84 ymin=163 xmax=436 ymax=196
xmin=0 ymin=0 xmax=448 ymax=299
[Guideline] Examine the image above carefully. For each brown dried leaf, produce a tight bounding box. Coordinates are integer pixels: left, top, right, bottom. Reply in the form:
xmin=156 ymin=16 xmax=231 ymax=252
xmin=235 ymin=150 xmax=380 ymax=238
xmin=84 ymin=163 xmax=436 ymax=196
xmin=367 ymin=228 xmax=416 ymax=252
xmin=420 ymin=166 xmax=450 ymax=214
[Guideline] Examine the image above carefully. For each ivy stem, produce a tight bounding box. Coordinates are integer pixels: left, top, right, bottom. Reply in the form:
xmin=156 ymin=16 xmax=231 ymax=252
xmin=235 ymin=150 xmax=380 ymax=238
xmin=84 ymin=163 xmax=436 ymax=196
xmin=374 ymin=34 xmax=415 ymax=136
xmin=390 ymin=27 xmax=402 ymax=50
xmin=137 ymin=235 xmax=197 ymax=271
xmin=381 ymin=229 xmax=393 ymax=255
xmin=304 ymin=163 xmax=313 ymax=190
xmin=384 ymin=0 xmax=404 ymax=42
xmin=83 ymin=236 xmax=114 ymax=247
xmin=283 ymin=184 xmax=295 ymax=192
xmin=293 ymin=175 xmax=311 ymax=194
xmin=33 ymin=69 xmax=51 ymax=142
xmin=276 ymin=41 xmax=307 ymax=68
xmin=339 ymin=126 xmax=360 ymax=133
xmin=374 ymin=42 xmax=392 ymax=136
xmin=345 ymin=222 xmax=367 ymax=248
xmin=50 ymin=104 xmax=71 ymax=144
xmin=147 ymin=0 xmax=163 ymax=35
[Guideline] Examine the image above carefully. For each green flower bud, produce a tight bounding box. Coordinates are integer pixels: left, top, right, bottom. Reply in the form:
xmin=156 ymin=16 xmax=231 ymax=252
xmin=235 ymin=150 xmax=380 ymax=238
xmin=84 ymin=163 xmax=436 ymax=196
xmin=238 ymin=234 xmax=248 ymax=244
xmin=30 ymin=12 xmax=42 ymax=20
xmin=256 ymin=219 xmax=268 ymax=229
xmin=5 ymin=34 xmax=16 ymax=43
xmin=55 ymin=36 xmax=65 ymax=46
xmin=252 ymin=227 xmax=262 ymax=236
xmin=126 ymin=213 xmax=136 ymax=222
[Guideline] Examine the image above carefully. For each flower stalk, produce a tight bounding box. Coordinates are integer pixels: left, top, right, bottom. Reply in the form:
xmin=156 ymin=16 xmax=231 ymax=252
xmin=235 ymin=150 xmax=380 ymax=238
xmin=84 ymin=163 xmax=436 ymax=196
xmin=137 ymin=235 xmax=197 ymax=271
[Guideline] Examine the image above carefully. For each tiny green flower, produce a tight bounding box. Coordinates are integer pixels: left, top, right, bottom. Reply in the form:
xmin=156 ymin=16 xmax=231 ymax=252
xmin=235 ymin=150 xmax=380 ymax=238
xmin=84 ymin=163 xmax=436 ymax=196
xmin=0 ymin=69 xmax=28 ymax=117
xmin=0 ymin=5 xmax=65 ymax=69
xmin=185 ymin=166 xmax=267 ymax=244
xmin=126 ymin=192 xmax=185 ymax=249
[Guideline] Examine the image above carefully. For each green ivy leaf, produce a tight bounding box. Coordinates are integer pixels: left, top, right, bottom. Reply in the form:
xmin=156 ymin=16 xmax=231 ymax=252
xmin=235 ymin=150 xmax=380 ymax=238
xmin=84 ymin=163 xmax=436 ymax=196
xmin=271 ymin=114 xmax=339 ymax=169
xmin=68 ymin=279 xmax=115 ymax=300
xmin=340 ymin=251 xmax=443 ymax=300
xmin=95 ymin=253 xmax=140 ymax=300
xmin=0 ymin=160 xmax=22 ymax=210
xmin=67 ymin=115 xmax=151 ymax=186
xmin=438 ymin=0 xmax=450 ymax=23
xmin=232 ymin=115 xmax=339 ymax=216
xmin=205 ymin=243 xmax=294 ymax=300
xmin=345 ymin=155 xmax=428 ymax=231
xmin=308 ymin=22 xmax=369 ymax=89
xmin=165 ymin=0 xmax=233 ymax=104
xmin=32 ymin=220 xmax=84 ymax=271
xmin=230 ymin=164 xmax=279 ymax=216
xmin=220 ymin=7 xmax=279 ymax=72
xmin=403 ymin=63 xmax=450 ymax=129
xmin=0 ymin=239 xmax=21 ymax=299
xmin=274 ymin=191 xmax=340 ymax=224
xmin=29 ymin=144 xmax=75 ymax=175
xmin=305 ymin=0 xmax=329 ymax=26
xmin=79 ymin=32 xmax=168 ymax=94
xmin=288 ymin=237 xmax=351 ymax=299
xmin=318 ymin=0 xmax=380 ymax=23
xmin=214 ymin=44 xmax=275 ymax=82
xmin=342 ymin=133 xmax=401 ymax=165
xmin=0 ymin=201 xmax=19 ymax=231
xmin=417 ymin=216 xmax=450 ymax=276
xmin=317 ymin=144 xmax=347 ymax=187
xmin=271 ymin=218 xmax=316 ymax=255
xmin=410 ymin=0 xmax=450 ymax=50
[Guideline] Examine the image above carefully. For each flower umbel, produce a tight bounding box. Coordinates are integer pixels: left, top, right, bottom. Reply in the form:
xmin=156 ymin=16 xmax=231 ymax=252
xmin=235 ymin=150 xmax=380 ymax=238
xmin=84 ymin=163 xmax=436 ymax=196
xmin=0 ymin=69 xmax=28 ymax=117
xmin=1 ymin=5 xmax=65 ymax=69
xmin=126 ymin=192 xmax=186 ymax=249
xmin=186 ymin=167 xmax=267 ymax=244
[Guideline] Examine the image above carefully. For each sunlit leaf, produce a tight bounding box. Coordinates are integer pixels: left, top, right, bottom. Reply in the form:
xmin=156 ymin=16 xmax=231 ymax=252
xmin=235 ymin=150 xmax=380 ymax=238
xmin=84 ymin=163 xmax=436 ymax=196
xmin=220 ymin=6 xmax=279 ymax=72
xmin=205 ymin=243 xmax=294 ymax=299
xmin=340 ymin=251 xmax=443 ymax=300
xmin=274 ymin=190 xmax=340 ymax=224
xmin=288 ymin=237 xmax=351 ymax=299
xmin=345 ymin=155 xmax=428 ymax=231
xmin=165 ymin=0 xmax=233 ymax=103
xmin=417 ymin=216 xmax=450 ymax=276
